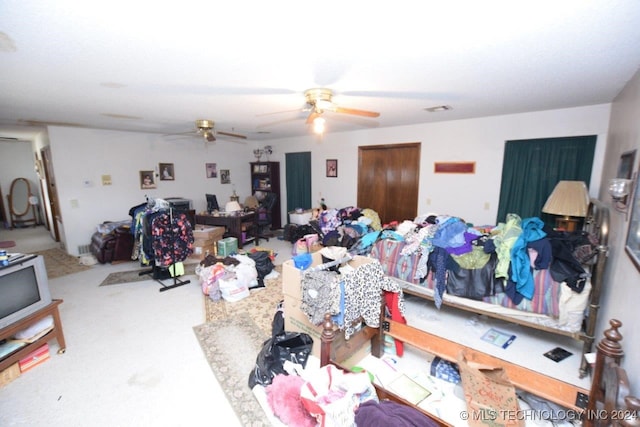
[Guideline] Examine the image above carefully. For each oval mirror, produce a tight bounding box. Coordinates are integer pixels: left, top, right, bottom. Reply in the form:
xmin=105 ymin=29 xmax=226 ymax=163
xmin=9 ymin=177 xmax=31 ymax=217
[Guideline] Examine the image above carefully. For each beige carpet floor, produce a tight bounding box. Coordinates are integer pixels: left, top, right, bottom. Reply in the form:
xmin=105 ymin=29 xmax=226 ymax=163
xmin=33 ymin=248 xmax=93 ymax=279
xmin=193 ymin=314 xmax=270 ymax=426
xmin=196 ymin=265 xmax=285 ymax=426
xmin=203 ymin=265 xmax=283 ymax=335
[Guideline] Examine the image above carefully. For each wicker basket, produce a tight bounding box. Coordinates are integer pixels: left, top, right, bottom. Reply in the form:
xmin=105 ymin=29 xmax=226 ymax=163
xmin=0 ymin=363 xmax=21 ymax=387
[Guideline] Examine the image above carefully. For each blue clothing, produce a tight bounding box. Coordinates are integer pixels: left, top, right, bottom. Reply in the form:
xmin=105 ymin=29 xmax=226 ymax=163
xmin=509 ymin=217 xmax=547 ymax=300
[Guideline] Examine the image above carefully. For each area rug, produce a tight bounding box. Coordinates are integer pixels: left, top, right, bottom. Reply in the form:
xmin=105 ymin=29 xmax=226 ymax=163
xmin=203 ymin=265 xmax=284 ymax=336
xmin=33 ymin=248 xmax=93 ymax=279
xmin=193 ymin=314 xmax=270 ymax=426
xmin=99 ymin=263 xmax=198 ymax=286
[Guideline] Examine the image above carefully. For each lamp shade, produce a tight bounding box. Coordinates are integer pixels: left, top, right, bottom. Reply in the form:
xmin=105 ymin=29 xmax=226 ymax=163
xmin=225 ymin=201 xmax=242 ymax=213
xmin=541 ymin=181 xmax=590 ymax=217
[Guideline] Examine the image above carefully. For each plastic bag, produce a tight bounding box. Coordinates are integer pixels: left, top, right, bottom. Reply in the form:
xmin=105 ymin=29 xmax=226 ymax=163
xmin=247 ymin=251 xmax=275 ymax=288
xmin=248 ymin=331 xmax=314 ymax=389
xmin=219 ymin=275 xmax=250 ymax=302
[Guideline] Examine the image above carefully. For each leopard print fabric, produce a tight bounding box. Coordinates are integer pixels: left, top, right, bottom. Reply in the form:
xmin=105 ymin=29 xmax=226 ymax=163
xmin=342 ymin=260 xmax=403 ymax=339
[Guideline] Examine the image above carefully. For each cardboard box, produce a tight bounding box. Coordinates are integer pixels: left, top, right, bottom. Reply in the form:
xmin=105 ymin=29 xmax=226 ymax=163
xmin=288 ymin=210 xmax=313 ymax=225
xmin=283 ymin=295 xmax=326 ymax=358
xmin=217 ymin=237 xmax=238 ymax=257
xmin=282 ymin=252 xmax=373 ymax=300
xmin=0 ymin=363 xmax=20 ymax=387
xmin=19 ymin=343 xmax=50 ymax=373
xmin=193 ymin=237 xmax=218 ymax=247
xmin=192 ymin=226 xmax=224 ymax=240
xmin=282 ymin=254 xmax=374 ymax=358
xmin=283 ymin=295 xmax=371 ymax=361
xmin=188 ymin=243 xmax=217 ymax=261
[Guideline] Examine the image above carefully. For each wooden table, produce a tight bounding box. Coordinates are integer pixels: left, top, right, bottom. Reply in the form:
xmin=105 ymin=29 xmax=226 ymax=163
xmin=195 ymin=211 xmax=257 ymax=249
xmin=0 ymin=299 xmax=66 ymax=372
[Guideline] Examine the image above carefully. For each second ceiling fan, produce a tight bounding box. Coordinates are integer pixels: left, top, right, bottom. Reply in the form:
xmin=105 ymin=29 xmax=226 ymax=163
xmin=192 ymin=119 xmax=247 ymax=142
xmin=303 ymin=88 xmax=380 ymax=133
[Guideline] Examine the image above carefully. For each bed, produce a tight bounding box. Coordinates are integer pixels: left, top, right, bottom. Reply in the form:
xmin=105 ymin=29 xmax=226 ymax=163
xmin=319 ymin=316 xmax=639 ymax=426
xmin=367 ymin=199 xmax=610 ymax=378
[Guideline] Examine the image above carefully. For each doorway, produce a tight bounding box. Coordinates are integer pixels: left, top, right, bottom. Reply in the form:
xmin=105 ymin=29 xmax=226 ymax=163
xmin=357 ymin=143 xmax=421 ymax=225
xmin=41 ymin=146 xmax=61 ymax=242
xmin=285 ymin=152 xmax=312 ymax=214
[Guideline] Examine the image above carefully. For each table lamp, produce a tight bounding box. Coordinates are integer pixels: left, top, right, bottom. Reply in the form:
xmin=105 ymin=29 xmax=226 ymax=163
xmin=541 ymin=181 xmax=590 ymax=232
xmin=225 ymin=200 xmax=242 ymax=214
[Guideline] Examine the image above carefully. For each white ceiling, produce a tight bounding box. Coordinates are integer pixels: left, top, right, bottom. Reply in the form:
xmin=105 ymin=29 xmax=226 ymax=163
xmin=2 ymin=1 xmax=640 ymax=143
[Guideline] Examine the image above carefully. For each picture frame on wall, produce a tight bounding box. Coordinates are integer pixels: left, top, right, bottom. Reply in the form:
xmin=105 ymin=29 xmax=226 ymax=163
xmin=140 ymin=170 xmax=156 ymax=189
xmin=206 ymin=163 xmax=217 ymax=178
xmin=159 ymin=163 xmax=174 ymax=181
xmin=625 ymin=168 xmax=640 ymax=272
xmin=326 ymin=159 xmax=338 ymax=177
xmin=220 ymin=169 xmax=230 ymax=184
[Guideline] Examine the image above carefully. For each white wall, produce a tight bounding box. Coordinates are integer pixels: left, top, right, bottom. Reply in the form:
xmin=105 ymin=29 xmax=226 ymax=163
xmin=47 ymin=127 xmax=253 ymax=255
xmin=273 ymin=104 xmax=611 ymax=226
xmin=0 ymin=141 xmax=41 ymax=228
xmin=595 ymin=67 xmax=640 ymax=394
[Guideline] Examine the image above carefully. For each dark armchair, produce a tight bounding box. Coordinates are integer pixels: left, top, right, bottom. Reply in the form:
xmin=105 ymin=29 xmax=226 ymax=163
xmin=256 ymin=192 xmax=278 ymax=241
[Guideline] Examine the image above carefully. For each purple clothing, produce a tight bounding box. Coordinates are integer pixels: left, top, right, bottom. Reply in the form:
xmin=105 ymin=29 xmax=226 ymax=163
xmin=445 ymin=232 xmax=479 ymax=255
xmin=355 ymin=400 xmax=439 ymax=427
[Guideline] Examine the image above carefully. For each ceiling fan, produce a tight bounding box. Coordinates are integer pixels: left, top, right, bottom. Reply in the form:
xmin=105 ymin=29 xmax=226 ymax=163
xmin=169 ymin=119 xmax=247 ymax=142
xmin=303 ymin=88 xmax=380 ymax=134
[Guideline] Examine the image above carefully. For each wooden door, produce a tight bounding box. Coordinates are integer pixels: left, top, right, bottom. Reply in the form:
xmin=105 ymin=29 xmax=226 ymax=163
xmin=357 ymin=143 xmax=420 ymax=225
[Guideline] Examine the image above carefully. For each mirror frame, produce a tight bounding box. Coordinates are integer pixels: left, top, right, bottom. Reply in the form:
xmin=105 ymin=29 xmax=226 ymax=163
xmin=9 ymin=177 xmax=32 ymax=217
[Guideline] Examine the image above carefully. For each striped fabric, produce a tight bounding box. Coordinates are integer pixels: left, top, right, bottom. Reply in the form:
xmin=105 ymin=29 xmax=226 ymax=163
xmin=371 ymin=239 xmax=563 ymax=317
xmin=370 ymin=240 xmax=422 ymax=284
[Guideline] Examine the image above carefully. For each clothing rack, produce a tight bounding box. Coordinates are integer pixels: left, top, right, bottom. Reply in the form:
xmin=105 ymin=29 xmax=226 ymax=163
xmin=137 ymin=197 xmax=192 ymax=292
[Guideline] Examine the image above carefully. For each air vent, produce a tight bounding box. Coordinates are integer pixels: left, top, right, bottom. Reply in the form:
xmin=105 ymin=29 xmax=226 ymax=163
xmin=77 ymin=244 xmax=91 ymax=255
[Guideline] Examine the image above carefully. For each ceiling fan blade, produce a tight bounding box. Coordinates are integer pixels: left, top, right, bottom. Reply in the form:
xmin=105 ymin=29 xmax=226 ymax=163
xmin=306 ymin=111 xmax=321 ymax=125
xmin=332 ymin=106 xmax=380 ymax=118
xmin=217 ymin=130 xmax=247 ymax=140
xmin=256 ymin=108 xmax=305 ymax=117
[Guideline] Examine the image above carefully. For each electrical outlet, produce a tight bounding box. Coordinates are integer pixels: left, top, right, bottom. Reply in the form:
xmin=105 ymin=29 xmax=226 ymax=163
xmin=484 ymin=202 xmax=490 ymax=210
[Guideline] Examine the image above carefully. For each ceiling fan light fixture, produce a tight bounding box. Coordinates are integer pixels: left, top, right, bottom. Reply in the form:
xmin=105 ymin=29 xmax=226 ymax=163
xmin=204 ymin=130 xmax=216 ymax=142
xmin=313 ymin=116 xmax=326 ymax=134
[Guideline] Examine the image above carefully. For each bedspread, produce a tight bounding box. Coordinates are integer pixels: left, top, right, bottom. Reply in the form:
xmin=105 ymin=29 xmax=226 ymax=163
xmin=370 ymin=238 xmax=591 ymax=327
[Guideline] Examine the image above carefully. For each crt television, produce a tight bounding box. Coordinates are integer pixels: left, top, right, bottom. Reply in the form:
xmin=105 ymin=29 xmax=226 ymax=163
xmin=0 ymin=255 xmax=52 ymax=330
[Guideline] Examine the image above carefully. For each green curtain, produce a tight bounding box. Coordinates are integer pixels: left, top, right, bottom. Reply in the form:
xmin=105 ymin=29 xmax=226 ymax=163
xmin=285 ymin=151 xmax=312 ymax=213
xmin=496 ymin=135 xmax=596 ymax=224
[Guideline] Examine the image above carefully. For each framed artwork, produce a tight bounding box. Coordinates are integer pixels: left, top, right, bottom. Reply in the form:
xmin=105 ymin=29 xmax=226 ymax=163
xmin=434 ymin=161 xmax=476 ymax=174
xmin=326 ymin=159 xmax=338 ymax=177
xmin=220 ymin=169 xmax=230 ymax=184
xmin=206 ymin=163 xmax=217 ymax=178
xmin=625 ymin=168 xmax=640 ymax=272
xmin=140 ymin=170 xmax=156 ymax=189
xmin=159 ymin=163 xmax=174 ymax=181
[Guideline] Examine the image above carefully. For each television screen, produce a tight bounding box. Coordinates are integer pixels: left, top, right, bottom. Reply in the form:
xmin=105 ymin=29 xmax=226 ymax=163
xmin=0 ymin=265 xmax=41 ymax=318
xmin=0 ymin=255 xmax=52 ymax=330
